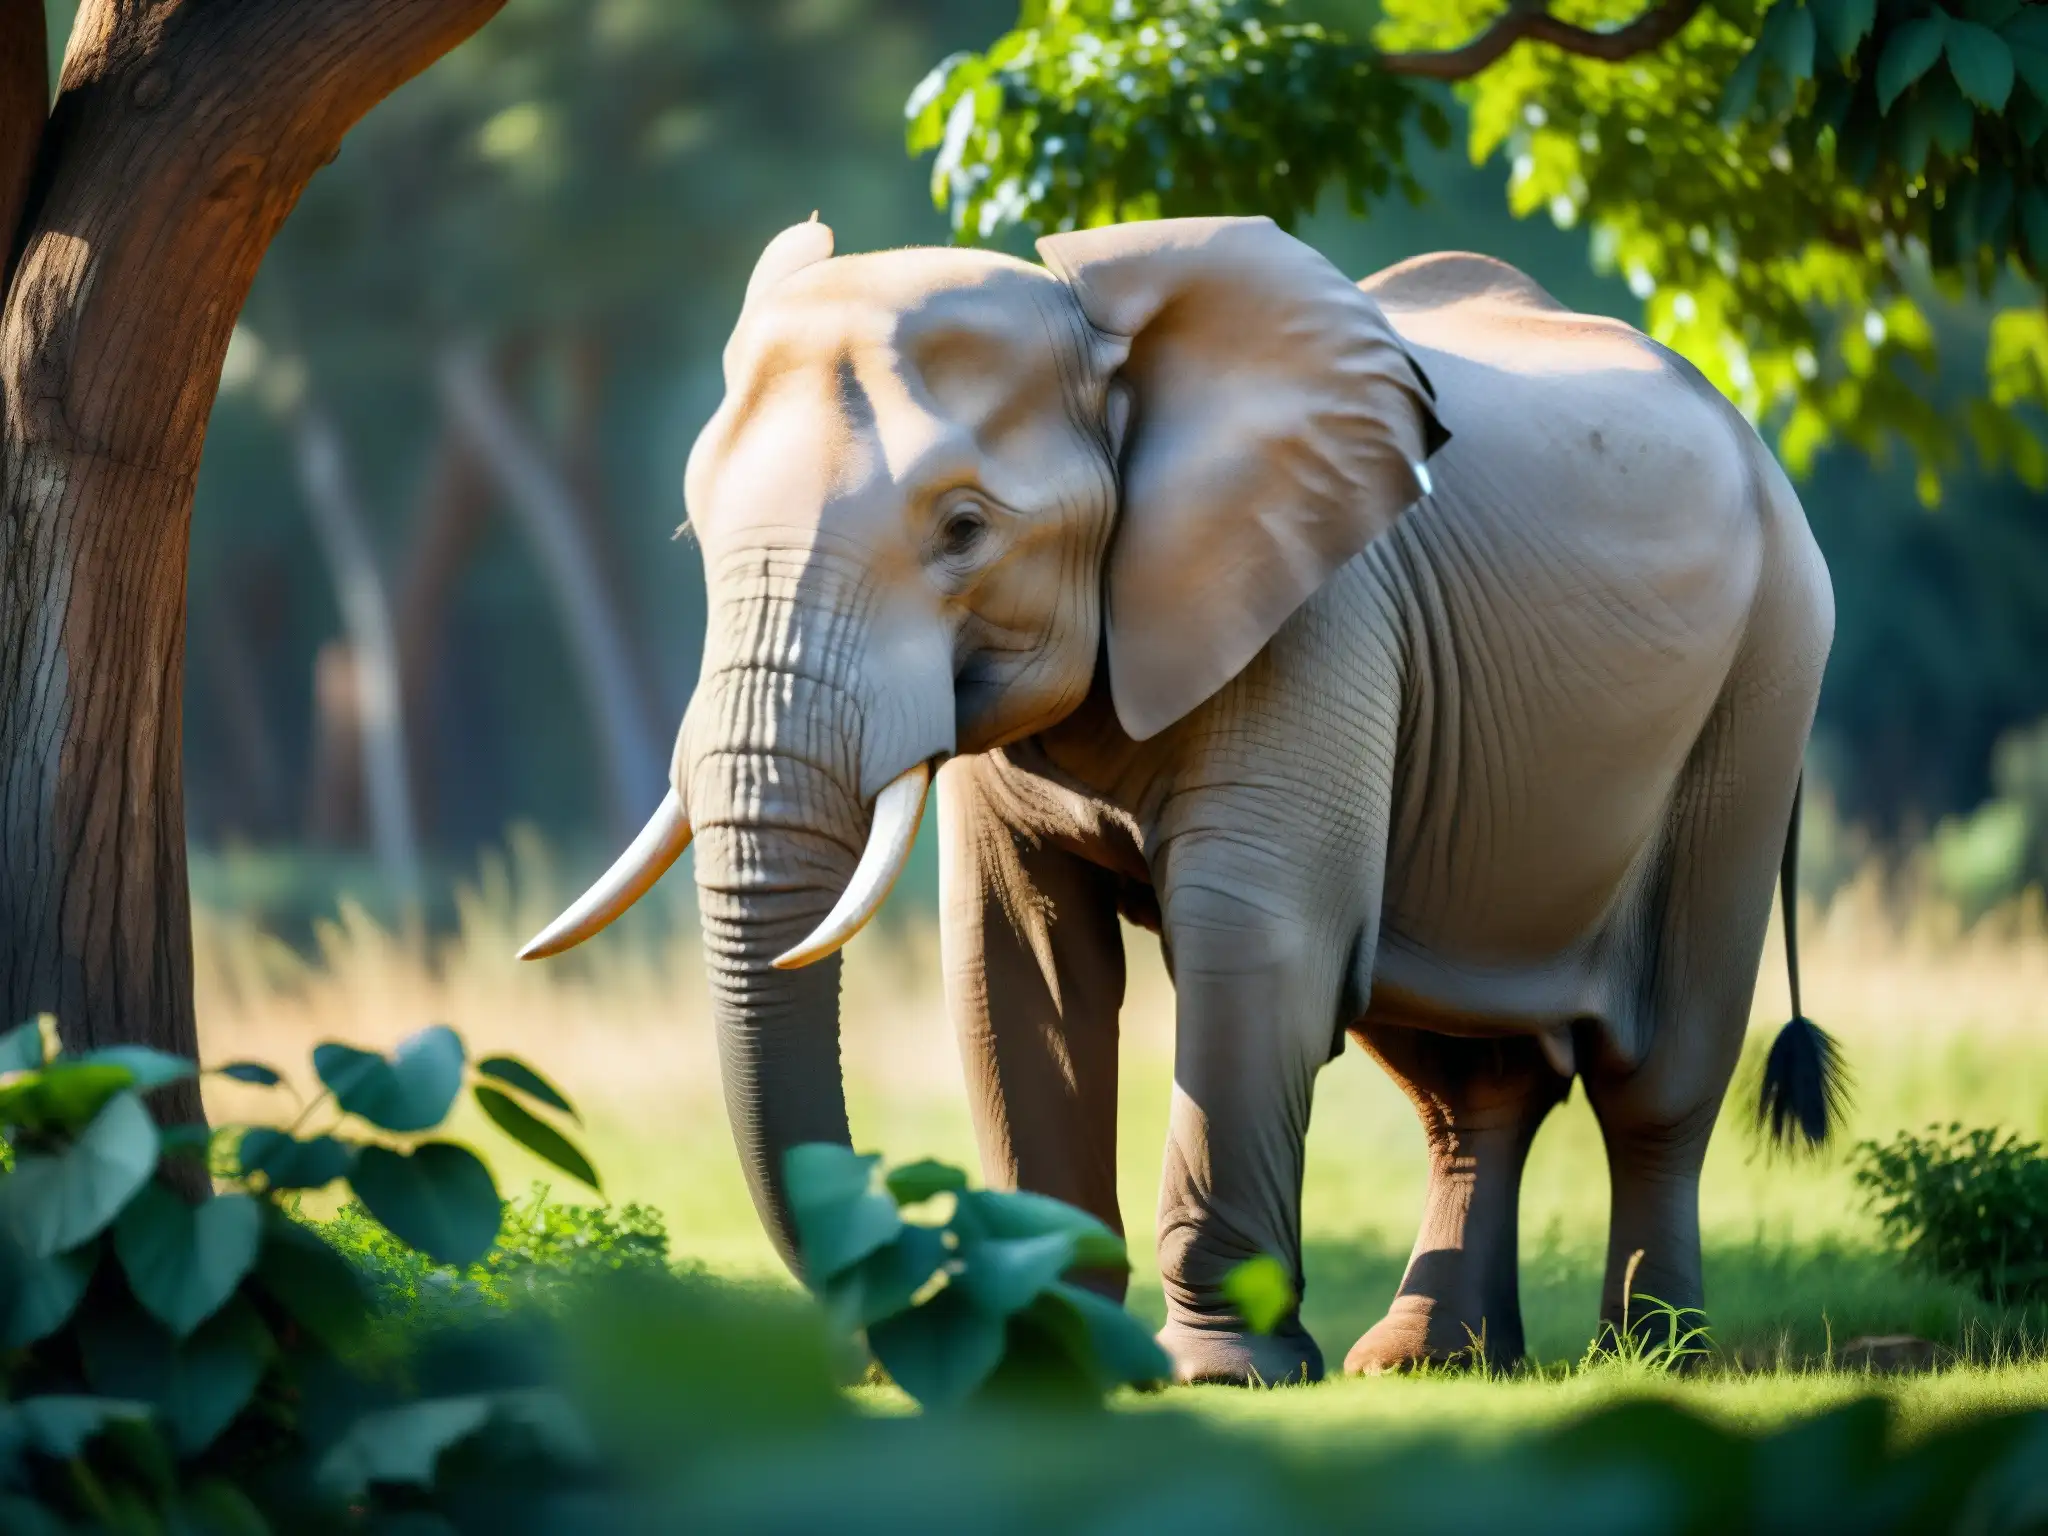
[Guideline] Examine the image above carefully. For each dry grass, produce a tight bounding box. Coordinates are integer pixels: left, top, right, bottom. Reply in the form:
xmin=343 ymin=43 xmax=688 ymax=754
xmin=192 ymin=834 xmax=2048 ymax=1366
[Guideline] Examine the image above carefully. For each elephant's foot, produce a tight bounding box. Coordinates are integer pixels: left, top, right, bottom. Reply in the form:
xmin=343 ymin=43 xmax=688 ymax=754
xmin=1157 ymin=1318 xmax=1324 ymax=1387
xmin=1343 ymin=1296 xmax=1522 ymax=1375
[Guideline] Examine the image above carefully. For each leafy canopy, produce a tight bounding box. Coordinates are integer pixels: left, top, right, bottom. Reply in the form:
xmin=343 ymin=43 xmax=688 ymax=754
xmin=908 ymin=0 xmax=2048 ymax=502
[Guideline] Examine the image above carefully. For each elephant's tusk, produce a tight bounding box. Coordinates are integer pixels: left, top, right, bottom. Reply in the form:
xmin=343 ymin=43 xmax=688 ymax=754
xmin=772 ymin=762 xmax=930 ymax=970
xmin=517 ymin=788 xmax=693 ymax=960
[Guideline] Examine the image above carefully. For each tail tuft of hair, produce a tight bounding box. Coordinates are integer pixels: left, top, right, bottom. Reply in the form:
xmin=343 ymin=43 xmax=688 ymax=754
xmin=1757 ymin=1014 xmax=1849 ymax=1153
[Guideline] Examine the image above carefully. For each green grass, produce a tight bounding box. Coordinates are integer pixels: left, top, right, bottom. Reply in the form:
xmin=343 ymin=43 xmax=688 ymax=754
xmin=191 ymin=861 xmax=2048 ymax=1437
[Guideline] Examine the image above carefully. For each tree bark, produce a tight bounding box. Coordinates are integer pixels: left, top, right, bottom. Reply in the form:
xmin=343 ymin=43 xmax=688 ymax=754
xmin=0 ymin=0 xmax=44 ymax=284
xmin=0 ymin=0 xmax=502 ymax=1088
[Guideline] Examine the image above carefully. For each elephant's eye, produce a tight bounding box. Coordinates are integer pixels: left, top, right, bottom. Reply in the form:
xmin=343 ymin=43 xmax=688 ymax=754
xmin=935 ymin=500 xmax=989 ymax=560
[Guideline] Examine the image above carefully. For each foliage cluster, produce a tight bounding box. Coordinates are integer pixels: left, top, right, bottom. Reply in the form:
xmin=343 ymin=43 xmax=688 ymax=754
xmin=911 ymin=0 xmax=2048 ymax=502
xmin=783 ymin=1144 xmax=1171 ymax=1408
xmin=1856 ymin=1122 xmax=2048 ymax=1302
xmin=1929 ymin=716 xmax=2048 ymax=913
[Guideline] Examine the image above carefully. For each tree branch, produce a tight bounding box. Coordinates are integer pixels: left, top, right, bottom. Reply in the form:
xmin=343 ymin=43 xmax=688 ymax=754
xmin=1376 ymin=0 xmax=1707 ymax=81
xmin=0 ymin=0 xmax=46 ymax=285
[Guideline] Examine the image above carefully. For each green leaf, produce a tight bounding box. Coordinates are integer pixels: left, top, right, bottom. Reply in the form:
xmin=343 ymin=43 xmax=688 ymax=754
xmin=884 ymin=1158 xmax=968 ymax=1206
xmin=0 ymin=1232 xmax=95 ymax=1347
xmin=0 ymin=1019 xmax=48 ymax=1075
xmin=75 ymin=1046 xmax=195 ymax=1095
xmin=0 ymin=1062 xmax=140 ymax=1133
xmin=114 ymin=1187 xmax=262 ymax=1338
xmin=476 ymin=1055 xmax=576 ymax=1120
xmin=1221 ymin=1254 xmax=1297 ymax=1335
xmin=1927 ymin=72 xmax=1979 ymax=153
xmin=1762 ymin=3 xmax=1817 ymax=84
xmin=1717 ymin=49 xmax=1763 ymax=125
xmin=1040 ymin=1281 xmax=1173 ymax=1389
xmin=783 ymin=1144 xmax=901 ymax=1282
xmin=821 ymin=1222 xmax=946 ymax=1332
xmin=867 ymin=1284 xmax=1007 ymax=1409
xmin=213 ymin=1062 xmax=281 ymax=1087
xmin=952 ymin=1188 xmax=1129 ymax=1272
xmin=1947 ymin=21 xmax=2015 ymax=109
xmin=0 ymin=1092 xmax=158 ymax=1256
xmin=349 ymin=1142 xmax=502 ymax=1268
xmin=2013 ymin=88 xmax=2047 ymax=146
xmin=314 ymin=1024 xmax=465 ymax=1134
xmin=954 ymin=1231 xmax=1076 ymax=1318
xmin=0 ymin=1396 xmax=154 ymax=1462
xmin=473 ymin=1085 xmax=600 ymax=1192
xmin=2011 ymin=39 xmax=2048 ymax=102
xmin=237 ymin=1128 xmax=355 ymax=1190
xmin=252 ymin=1209 xmax=369 ymax=1351
xmin=1878 ymin=15 xmax=1949 ymax=112
xmin=318 ymin=1390 xmax=592 ymax=1498
xmin=78 ymin=1297 xmax=273 ymax=1456
xmin=1815 ymin=0 xmax=1877 ymax=64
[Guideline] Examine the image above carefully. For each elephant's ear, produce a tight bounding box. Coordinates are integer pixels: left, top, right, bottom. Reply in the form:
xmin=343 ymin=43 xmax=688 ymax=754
xmin=743 ymin=213 xmax=834 ymax=311
xmin=1037 ymin=216 xmax=1447 ymax=742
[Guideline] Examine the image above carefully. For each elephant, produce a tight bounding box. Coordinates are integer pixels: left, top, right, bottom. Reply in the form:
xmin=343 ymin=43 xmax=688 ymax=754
xmin=520 ymin=213 xmax=1841 ymax=1385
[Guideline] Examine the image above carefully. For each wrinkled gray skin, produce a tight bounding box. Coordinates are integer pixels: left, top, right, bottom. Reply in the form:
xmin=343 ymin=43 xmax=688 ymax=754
xmin=647 ymin=216 xmax=1831 ymax=1385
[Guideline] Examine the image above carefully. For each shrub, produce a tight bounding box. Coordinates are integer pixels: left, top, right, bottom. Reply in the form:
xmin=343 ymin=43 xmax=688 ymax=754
xmin=1853 ymin=1123 xmax=2048 ymax=1303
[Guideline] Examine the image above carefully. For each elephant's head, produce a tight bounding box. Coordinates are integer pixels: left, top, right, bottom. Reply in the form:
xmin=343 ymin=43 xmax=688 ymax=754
xmin=519 ymin=214 xmax=1445 ymax=1269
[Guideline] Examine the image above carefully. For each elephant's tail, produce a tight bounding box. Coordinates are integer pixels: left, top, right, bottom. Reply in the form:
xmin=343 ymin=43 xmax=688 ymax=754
xmin=1757 ymin=773 xmax=1850 ymax=1151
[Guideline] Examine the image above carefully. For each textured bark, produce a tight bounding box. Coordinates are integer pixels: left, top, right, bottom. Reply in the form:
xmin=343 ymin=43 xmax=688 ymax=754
xmin=0 ymin=0 xmax=502 ymax=1088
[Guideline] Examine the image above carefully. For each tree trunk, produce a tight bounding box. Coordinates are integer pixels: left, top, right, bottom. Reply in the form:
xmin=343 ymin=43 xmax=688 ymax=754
xmin=395 ymin=417 xmax=494 ymax=842
xmin=0 ymin=0 xmax=502 ymax=1089
xmin=438 ymin=340 xmax=666 ymax=837
xmin=294 ymin=402 xmax=423 ymax=920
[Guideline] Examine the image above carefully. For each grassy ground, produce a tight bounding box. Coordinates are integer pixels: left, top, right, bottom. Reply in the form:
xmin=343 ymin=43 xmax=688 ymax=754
xmin=190 ymin=837 xmax=2048 ymax=1434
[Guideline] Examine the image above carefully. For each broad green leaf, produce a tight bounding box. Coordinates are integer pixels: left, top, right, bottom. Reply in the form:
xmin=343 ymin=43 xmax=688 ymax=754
xmin=1878 ymin=15 xmax=1949 ymax=112
xmin=0 ymin=1092 xmax=158 ymax=1256
xmin=1039 ymin=1281 xmax=1173 ymax=1389
xmin=952 ymin=1188 xmax=1128 ymax=1272
xmin=318 ymin=1396 xmax=492 ymax=1495
xmin=822 ymin=1222 xmax=947 ymax=1332
xmin=166 ymin=1480 xmax=271 ymax=1536
xmin=0 ymin=1020 xmax=48 ymax=1075
xmin=1927 ymin=74 xmax=1979 ymax=153
xmin=1946 ymin=21 xmax=2014 ymax=109
xmin=783 ymin=1144 xmax=901 ymax=1282
xmin=953 ymin=1231 xmax=1076 ymax=1318
xmin=0 ymin=1396 xmax=153 ymax=1462
xmin=252 ymin=1209 xmax=369 ymax=1351
xmin=76 ymin=1046 xmax=195 ymax=1095
xmin=318 ymin=1389 xmax=592 ymax=1498
xmin=213 ymin=1062 xmax=281 ymax=1087
xmin=78 ymin=1297 xmax=273 ymax=1456
xmin=1221 ymin=1254 xmax=1297 ymax=1335
xmin=0 ymin=1233 xmax=94 ymax=1347
xmin=867 ymin=1284 xmax=1007 ymax=1409
xmin=2011 ymin=39 xmax=2048 ymax=103
xmin=1717 ymin=50 xmax=1763 ymax=125
xmin=238 ymin=1128 xmax=355 ymax=1190
xmin=0 ymin=1062 xmax=138 ymax=1133
xmin=314 ymin=1024 xmax=465 ymax=1133
xmin=349 ymin=1142 xmax=502 ymax=1268
xmin=476 ymin=1055 xmax=576 ymax=1119
xmin=473 ymin=1085 xmax=600 ymax=1191
xmin=884 ymin=1157 xmax=968 ymax=1206
xmin=0 ymin=1494 xmax=65 ymax=1536
xmin=1761 ymin=3 xmax=1816 ymax=84
xmin=2013 ymin=87 xmax=2048 ymax=147
xmin=114 ymin=1187 xmax=262 ymax=1338
xmin=1815 ymin=0 xmax=1876 ymax=64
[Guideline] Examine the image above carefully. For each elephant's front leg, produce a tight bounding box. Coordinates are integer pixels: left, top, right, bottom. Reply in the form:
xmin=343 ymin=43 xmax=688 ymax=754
xmin=937 ymin=756 xmax=1128 ymax=1286
xmin=1153 ymin=833 xmax=1362 ymax=1386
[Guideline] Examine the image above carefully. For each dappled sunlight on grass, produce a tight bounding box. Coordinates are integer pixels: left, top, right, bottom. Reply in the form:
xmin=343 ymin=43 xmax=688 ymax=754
xmin=193 ymin=837 xmax=2048 ymax=1383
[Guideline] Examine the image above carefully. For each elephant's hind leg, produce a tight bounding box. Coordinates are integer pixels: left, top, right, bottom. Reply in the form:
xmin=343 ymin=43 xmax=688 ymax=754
xmin=1345 ymin=1027 xmax=1568 ymax=1373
